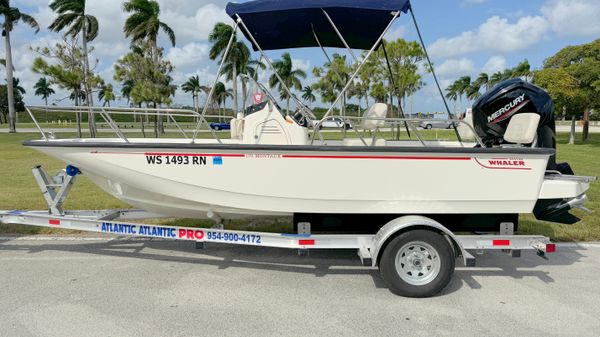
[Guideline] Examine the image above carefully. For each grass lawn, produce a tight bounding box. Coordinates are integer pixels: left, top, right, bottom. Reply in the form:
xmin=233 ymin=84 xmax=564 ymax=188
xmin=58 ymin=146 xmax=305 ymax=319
xmin=0 ymin=130 xmax=598 ymax=241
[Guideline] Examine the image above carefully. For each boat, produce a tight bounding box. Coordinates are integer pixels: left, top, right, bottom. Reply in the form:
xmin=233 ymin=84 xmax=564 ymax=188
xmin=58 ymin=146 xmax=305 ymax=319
xmin=23 ymin=0 xmax=593 ymax=231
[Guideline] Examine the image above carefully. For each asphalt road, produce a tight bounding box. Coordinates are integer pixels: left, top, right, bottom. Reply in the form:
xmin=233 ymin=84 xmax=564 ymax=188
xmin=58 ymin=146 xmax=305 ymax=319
xmin=0 ymin=237 xmax=599 ymax=337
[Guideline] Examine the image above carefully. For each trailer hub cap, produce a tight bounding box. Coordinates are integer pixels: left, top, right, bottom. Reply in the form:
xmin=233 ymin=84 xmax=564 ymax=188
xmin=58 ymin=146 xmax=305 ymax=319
xmin=395 ymin=241 xmax=441 ymax=286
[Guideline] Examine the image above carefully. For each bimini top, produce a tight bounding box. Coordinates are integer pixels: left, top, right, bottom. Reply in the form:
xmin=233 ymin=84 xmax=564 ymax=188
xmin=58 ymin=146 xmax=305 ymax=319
xmin=225 ymin=0 xmax=411 ymax=51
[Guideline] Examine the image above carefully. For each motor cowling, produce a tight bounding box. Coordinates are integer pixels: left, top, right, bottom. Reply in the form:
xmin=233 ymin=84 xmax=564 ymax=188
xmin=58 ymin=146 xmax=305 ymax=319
xmin=472 ymin=78 xmax=556 ymax=147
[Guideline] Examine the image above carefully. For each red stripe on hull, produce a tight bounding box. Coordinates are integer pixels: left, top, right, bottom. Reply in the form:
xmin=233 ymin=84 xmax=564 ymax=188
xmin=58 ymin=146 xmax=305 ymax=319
xmin=281 ymin=154 xmax=471 ymax=160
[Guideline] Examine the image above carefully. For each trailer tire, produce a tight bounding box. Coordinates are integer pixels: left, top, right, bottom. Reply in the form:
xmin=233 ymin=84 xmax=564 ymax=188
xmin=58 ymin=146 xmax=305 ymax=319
xmin=379 ymin=229 xmax=455 ymax=298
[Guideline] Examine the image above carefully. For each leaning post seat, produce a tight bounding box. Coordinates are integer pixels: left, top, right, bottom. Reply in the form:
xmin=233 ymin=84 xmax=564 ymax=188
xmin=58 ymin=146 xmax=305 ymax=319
xmin=502 ymin=113 xmax=541 ymax=146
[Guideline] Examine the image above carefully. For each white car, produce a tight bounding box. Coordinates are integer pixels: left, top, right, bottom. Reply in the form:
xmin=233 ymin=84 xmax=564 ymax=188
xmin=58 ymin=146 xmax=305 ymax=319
xmin=315 ymin=117 xmax=352 ymax=130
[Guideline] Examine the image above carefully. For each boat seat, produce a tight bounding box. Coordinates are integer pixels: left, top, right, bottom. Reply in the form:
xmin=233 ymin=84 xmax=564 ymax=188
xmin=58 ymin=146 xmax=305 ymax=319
xmin=362 ymin=103 xmax=388 ymax=130
xmin=355 ymin=103 xmax=388 ymax=146
xmin=503 ymin=113 xmax=540 ymax=146
xmin=230 ymin=118 xmax=243 ymax=140
xmin=456 ymin=114 xmax=476 ymax=141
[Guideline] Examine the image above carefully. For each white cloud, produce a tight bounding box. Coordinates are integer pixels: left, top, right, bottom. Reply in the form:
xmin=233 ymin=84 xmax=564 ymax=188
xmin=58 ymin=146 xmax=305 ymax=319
xmin=542 ymin=0 xmax=600 ymax=37
xmin=482 ymin=56 xmax=507 ymax=74
xmin=167 ymin=42 xmax=209 ymax=69
xmin=428 ymin=15 xmax=548 ymax=58
xmin=291 ymin=58 xmax=311 ymax=73
xmin=435 ymin=58 xmax=475 ymax=77
xmin=161 ymin=4 xmax=230 ymax=45
xmin=387 ymin=25 xmax=406 ymax=41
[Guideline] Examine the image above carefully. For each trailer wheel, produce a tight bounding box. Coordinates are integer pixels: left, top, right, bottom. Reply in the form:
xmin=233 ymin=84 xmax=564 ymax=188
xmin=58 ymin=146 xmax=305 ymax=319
xmin=379 ymin=229 xmax=455 ymax=298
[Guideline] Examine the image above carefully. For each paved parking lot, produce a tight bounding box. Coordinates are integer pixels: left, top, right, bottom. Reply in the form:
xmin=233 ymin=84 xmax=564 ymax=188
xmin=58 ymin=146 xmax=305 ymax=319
xmin=0 ymin=237 xmax=599 ymax=337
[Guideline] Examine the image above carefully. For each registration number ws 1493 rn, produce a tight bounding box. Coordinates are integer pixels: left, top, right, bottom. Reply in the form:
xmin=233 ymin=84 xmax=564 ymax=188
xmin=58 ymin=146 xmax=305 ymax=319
xmin=145 ymin=155 xmax=207 ymax=165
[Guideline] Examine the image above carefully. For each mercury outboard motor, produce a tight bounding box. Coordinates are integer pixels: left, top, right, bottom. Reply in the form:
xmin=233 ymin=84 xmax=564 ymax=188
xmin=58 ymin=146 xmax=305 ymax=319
xmin=473 ymin=78 xmax=580 ymax=224
xmin=471 ymin=78 xmax=570 ymax=172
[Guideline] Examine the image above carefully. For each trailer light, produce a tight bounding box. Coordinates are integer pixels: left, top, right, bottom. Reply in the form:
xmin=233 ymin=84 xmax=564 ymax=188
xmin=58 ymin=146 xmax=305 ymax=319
xmin=48 ymin=219 xmax=60 ymax=226
xmin=299 ymin=239 xmax=315 ymax=246
xmin=546 ymin=243 xmax=556 ymax=253
xmin=493 ymin=240 xmax=510 ymax=246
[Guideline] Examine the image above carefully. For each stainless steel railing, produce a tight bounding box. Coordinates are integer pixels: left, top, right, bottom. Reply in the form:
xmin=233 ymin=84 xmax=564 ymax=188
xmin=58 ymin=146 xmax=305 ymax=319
xmin=25 ymin=106 xmax=235 ymax=144
xmin=310 ymin=115 xmax=484 ymax=148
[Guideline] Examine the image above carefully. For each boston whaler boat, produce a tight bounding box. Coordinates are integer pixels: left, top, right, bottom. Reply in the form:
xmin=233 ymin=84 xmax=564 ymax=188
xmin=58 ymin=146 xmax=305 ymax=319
xmin=6 ymin=0 xmax=595 ymax=297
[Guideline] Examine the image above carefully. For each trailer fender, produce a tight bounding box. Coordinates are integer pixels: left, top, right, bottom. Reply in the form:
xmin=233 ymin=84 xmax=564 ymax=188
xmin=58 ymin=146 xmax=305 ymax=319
xmin=370 ymin=215 xmax=468 ymax=267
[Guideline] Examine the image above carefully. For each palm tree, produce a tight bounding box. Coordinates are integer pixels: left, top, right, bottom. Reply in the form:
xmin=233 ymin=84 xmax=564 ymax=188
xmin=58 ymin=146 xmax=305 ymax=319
xmin=466 ymin=83 xmax=481 ymax=100
xmin=98 ymin=83 xmax=115 ymax=106
xmin=269 ymin=52 xmax=306 ymax=113
xmin=1 ymin=0 xmax=39 ymax=133
xmin=213 ymin=81 xmax=233 ymax=118
xmin=49 ymin=0 xmax=99 ymax=136
xmin=123 ymin=0 xmax=175 ymax=134
xmin=512 ymin=59 xmax=531 ymax=82
xmin=209 ymin=22 xmax=249 ymax=116
xmin=121 ymin=79 xmax=134 ymax=105
xmin=455 ymin=76 xmax=471 ymax=102
xmin=124 ymin=0 xmax=175 ymax=58
xmin=445 ymin=82 xmax=459 ymax=115
xmin=489 ymin=71 xmax=504 ymax=87
xmin=34 ymin=77 xmax=55 ymax=122
xmin=474 ymin=73 xmax=489 ymax=92
xmin=302 ymin=86 xmax=316 ymax=104
xmin=34 ymin=77 xmax=55 ymax=105
xmin=11 ymin=77 xmax=24 ymax=95
xmin=181 ymin=75 xmax=209 ymax=113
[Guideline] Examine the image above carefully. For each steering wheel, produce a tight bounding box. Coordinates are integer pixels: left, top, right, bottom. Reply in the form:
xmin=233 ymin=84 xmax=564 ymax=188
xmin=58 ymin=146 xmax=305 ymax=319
xmin=291 ymin=104 xmax=317 ymax=128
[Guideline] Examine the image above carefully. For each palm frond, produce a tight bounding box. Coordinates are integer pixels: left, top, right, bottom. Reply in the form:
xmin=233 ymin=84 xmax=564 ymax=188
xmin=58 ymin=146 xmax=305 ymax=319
xmin=85 ymin=15 xmax=99 ymax=41
xmin=159 ymin=21 xmax=175 ymax=47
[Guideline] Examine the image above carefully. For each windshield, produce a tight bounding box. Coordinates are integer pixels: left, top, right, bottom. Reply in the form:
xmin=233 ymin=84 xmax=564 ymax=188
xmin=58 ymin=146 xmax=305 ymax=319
xmin=241 ymin=75 xmax=283 ymax=117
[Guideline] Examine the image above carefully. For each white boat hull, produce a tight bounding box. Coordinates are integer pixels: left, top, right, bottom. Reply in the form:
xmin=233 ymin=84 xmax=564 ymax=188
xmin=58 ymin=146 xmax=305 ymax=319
xmin=26 ymin=139 xmax=553 ymax=219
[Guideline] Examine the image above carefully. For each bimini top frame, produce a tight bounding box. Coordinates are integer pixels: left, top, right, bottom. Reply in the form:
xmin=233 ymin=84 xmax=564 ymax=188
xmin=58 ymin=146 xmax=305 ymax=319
xmin=222 ymin=0 xmax=460 ymax=139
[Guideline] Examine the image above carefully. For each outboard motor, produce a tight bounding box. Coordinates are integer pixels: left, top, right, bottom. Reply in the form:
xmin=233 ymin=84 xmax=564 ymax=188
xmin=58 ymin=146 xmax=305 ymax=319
xmin=473 ymin=78 xmax=581 ymax=224
xmin=471 ymin=78 xmax=572 ymax=173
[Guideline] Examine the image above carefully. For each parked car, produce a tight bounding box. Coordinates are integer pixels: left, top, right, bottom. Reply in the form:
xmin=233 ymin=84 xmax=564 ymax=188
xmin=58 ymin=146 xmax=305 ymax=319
xmin=419 ymin=120 xmax=455 ymax=129
xmin=209 ymin=122 xmax=231 ymax=131
xmin=317 ymin=117 xmax=352 ymax=130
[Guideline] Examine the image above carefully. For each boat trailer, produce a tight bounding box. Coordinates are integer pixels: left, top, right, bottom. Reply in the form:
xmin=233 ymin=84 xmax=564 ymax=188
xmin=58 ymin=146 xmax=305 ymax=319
xmin=0 ymin=166 xmax=556 ymax=297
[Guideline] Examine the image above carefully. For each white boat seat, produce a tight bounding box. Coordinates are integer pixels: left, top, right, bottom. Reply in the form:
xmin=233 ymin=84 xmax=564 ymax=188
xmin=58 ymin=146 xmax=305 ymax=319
xmin=362 ymin=103 xmax=388 ymax=130
xmin=230 ymin=118 xmax=243 ymax=140
xmin=503 ymin=113 xmax=540 ymax=145
xmin=456 ymin=114 xmax=476 ymax=141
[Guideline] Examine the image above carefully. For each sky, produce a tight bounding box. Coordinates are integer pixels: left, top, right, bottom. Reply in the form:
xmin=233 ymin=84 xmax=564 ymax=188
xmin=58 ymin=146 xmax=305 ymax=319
xmin=4 ymin=0 xmax=600 ymax=115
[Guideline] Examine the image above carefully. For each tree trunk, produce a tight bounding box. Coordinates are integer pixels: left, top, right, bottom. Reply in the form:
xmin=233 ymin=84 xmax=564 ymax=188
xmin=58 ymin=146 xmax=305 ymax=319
xmin=569 ymin=116 xmax=576 ymax=145
xmin=140 ymin=103 xmax=146 ymax=138
xmin=233 ymin=62 xmax=239 ymax=118
xmin=81 ymin=21 xmax=96 ymax=138
xmin=582 ymin=108 xmax=590 ymax=142
xmin=286 ymin=98 xmax=290 ymax=115
xmin=5 ymin=30 xmax=16 ymax=133
xmin=153 ymin=102 xmax=158 ymax=138
xmin=75 ymin=90 xmax=82 ymax=138
xmin=45 ymin=97 xmax=49 ymax=123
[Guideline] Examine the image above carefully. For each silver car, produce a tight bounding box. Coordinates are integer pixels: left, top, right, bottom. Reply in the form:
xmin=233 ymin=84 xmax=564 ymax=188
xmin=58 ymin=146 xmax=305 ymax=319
xmin=420 ymin=120 xmax=455 ymax=129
